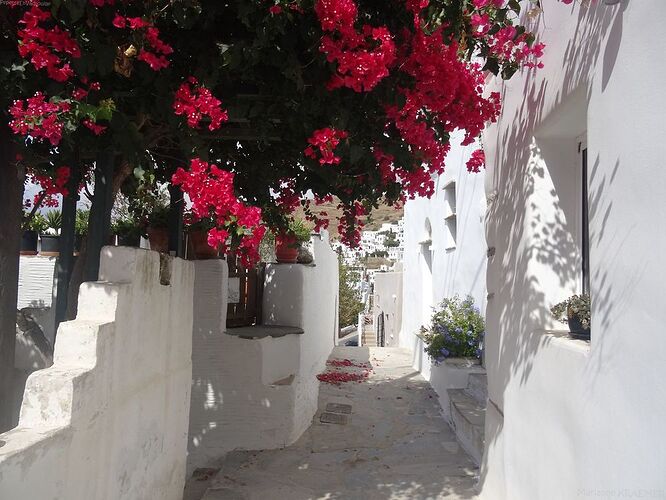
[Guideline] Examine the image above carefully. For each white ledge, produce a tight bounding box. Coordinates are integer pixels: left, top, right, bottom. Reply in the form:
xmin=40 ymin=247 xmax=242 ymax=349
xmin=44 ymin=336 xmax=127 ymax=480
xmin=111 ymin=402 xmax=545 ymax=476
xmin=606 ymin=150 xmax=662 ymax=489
xmin=540 ymin=330 xmax=590 ymax=354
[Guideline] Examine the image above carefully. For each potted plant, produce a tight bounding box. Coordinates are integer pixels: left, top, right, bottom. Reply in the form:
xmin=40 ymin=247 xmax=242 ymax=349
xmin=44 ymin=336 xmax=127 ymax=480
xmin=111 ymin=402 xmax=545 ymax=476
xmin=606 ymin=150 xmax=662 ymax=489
xmin=74 ymin=209 xmax=89 ymax=255
xmin=550 ymin=294 xmax=591 ymax=340
xmin=113 ymin=216 xmax=141 ymax=247
xmin=40 ymin=210 xmax=62 ymax=256
xmin=21 ymin=213 xmax=47 ymax=255
xmin=145 ymin=206 xmax=170 ymax=253
xmin=421 ymin=295 xmax=485 ymax=365
xmin=186 ymin=216 xmax=219 ymax=259
xmin=275 ymin=219 xmax=311 ymax=264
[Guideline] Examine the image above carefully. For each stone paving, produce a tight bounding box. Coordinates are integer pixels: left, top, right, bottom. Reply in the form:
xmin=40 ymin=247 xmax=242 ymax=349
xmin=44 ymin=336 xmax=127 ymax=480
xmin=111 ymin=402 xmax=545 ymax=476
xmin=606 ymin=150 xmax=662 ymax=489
xmin=192 ymin=347 xmax=479 ymax=500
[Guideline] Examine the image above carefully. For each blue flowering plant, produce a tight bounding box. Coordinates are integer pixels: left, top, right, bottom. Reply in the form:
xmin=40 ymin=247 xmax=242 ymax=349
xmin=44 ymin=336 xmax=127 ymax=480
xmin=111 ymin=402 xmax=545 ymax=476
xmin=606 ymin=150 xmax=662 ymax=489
xmin=421 ymin=295 xmax=484 ymax=363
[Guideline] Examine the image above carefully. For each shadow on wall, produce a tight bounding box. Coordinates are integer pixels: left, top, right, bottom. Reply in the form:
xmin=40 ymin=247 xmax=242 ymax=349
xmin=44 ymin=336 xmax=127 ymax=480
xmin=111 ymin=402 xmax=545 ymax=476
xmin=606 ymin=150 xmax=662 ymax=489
xmin=480 ymin=2 xmax=624 ymax=492
xmin=0 ymin=247 xmax=193 ymax=500
xmin=187 ymin=236 xmax=339 ymax=476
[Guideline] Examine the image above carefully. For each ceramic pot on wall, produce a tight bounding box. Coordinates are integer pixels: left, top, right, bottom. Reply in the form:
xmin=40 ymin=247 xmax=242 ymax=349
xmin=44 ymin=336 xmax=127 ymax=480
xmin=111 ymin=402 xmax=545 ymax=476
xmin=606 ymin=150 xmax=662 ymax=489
xmin=567 ymin=316 xmax=590 ymax=340
xmin=189 ymin=230 xmax=219 ymax=259
xmin=275 ymin=242 xmax=299 ymax=264
xmin=147 ymin=227 xmax=169 ymax=253
xmin=39 ymin=234 xmax=60 ymax=256
xmin=21 ymin=230 xmax=38 ymax=255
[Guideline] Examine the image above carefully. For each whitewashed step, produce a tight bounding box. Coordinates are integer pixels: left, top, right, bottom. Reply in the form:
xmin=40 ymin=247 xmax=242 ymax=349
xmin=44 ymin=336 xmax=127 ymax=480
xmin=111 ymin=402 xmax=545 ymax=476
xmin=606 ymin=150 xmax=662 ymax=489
xmin=447 ymin=388 xmax=485 ymax=465
xmin=465 ymin=372 xmax=487 ymax=405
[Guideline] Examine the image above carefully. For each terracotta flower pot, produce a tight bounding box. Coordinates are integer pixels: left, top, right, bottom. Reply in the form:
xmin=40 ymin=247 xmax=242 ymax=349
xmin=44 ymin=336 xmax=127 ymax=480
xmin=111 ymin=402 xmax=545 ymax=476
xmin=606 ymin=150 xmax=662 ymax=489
xmin=189 ymin=230 xmax=219 ymax=259
xmin=147 ymin=226 xmax=169 ymax=253
xmin=21 ymin=230 xmax=38 ymax=255
xmin=39 ymin=234 xmax=60 ymax=256
xmin=275 ymin=241 xmax=299 ymax=263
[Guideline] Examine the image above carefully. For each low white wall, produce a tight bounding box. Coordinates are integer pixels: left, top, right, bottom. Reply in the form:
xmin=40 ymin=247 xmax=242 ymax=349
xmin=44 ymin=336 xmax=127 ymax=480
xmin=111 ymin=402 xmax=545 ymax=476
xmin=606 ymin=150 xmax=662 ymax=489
xmin=0 ymin=247 xmax=194 ymax=500
xmin=412 ymin=335 xmax=485 ymax=420
xmin=17 ymin=255 xmax=57 ymax=345
xmin=187 ymin=235 xmax=338 ymax=472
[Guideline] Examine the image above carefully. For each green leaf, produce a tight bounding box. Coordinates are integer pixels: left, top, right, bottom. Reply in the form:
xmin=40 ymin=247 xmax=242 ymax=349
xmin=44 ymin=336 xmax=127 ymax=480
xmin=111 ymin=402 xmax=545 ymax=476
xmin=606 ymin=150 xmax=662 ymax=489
xmin=95 ymin=105 xmax=114 ymax=121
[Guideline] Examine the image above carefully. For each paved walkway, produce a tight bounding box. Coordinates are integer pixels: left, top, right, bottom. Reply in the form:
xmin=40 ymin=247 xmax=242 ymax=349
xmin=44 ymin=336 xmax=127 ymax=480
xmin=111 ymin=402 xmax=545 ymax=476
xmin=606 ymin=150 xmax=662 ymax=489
xmin=195 ymin=347 xmax=478 ymax=500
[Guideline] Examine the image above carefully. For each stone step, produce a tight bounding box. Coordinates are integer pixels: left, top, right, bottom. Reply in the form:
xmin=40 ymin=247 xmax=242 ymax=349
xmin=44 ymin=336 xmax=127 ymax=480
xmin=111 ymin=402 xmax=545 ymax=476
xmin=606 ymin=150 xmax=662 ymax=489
xmin=447 ymin=388 xmax=485 ymax=465
xmin=465 ymin=372 xmax=487 ymax=405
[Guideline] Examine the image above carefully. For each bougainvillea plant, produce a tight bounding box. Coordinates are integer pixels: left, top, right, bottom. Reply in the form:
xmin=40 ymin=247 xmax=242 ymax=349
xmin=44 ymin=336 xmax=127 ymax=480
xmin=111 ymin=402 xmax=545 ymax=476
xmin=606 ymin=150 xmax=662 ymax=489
xmin=1 ymin=0 xmax=553 ymax=266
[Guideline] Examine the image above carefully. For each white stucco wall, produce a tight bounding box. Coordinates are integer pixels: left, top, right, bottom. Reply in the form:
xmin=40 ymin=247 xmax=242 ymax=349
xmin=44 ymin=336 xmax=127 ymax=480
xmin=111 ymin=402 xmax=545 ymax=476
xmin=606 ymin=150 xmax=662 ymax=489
xmin=0 ymin=246 xmax=194 ymax=500
xmin=187 ymin=235 xmax=338 ymax=472
xmin=373 ymin=271 xmax=403 ymax=347
xmin=399 ymin=132 xmax=488 ymax=400
xmin=400 ymin=133 xmax=488 ymax=357
xmin=17 ymin=255 xmax=57 ymax=345
xmin=480 ymin=2 xmax=666 ymax=498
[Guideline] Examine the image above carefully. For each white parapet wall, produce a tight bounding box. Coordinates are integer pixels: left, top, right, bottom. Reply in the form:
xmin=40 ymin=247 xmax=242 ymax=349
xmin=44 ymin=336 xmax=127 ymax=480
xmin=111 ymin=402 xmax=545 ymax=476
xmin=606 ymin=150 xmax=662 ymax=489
xmin=0 ymin=246 xmax=194 ymax=500
xmin=187 ymin=235 xmax=338 ymax=473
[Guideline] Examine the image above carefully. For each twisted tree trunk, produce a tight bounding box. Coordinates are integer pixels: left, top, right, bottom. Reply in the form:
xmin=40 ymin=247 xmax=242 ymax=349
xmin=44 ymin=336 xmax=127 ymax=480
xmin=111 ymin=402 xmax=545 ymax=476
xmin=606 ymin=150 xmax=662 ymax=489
xmin=0 ymin=123 xmax=22 ymax=431
xmin=66 ymin=157 xmax=131 ymax=320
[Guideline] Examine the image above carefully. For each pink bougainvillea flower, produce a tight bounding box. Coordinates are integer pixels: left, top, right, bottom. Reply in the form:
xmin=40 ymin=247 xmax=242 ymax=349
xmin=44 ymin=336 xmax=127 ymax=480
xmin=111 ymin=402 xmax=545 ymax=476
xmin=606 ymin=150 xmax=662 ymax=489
xmin=466 ymin=149 xmax=486 ymax=173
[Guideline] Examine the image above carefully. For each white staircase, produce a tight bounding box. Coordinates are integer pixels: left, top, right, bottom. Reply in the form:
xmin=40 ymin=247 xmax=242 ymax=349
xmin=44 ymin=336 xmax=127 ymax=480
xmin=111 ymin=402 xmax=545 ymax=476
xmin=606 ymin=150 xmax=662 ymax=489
xmin=447 ymin=372 xmax=487 ymax=465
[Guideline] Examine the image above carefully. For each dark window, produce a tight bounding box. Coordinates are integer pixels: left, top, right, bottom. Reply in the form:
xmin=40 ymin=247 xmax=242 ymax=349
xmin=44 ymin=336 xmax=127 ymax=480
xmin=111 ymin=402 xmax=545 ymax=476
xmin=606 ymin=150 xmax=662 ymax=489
xmin=581 ymin=147 xmax=590 ymax=294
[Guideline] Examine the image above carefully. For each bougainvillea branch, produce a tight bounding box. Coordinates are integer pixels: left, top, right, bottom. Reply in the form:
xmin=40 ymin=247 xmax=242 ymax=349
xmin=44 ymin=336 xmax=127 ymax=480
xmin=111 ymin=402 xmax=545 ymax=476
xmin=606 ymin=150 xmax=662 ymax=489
xmin=1 ymin=0 xmax=555 ymax=264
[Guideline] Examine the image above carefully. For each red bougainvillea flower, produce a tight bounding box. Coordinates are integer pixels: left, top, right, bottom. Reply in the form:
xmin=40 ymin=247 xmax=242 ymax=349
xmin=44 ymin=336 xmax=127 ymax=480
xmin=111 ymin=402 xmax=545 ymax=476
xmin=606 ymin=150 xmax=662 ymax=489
xmin=17 ymin=6 xmax=80 ymax=82
xmin=315 ymin=0 xmax=396 ymax=92
xmin=337 ymin=201 xmax=366 ymax=246
xmin=26 ymin=166 xmax=72 ymax=207
xmin=305 ymin=127 xmax=348 ymax=165
xmin=171 ymin=158 xmax=266 ymax=267
xmin=273 ymin=178 xmax=301 ymax=214
xmin=317 ymin=368 xmax=371 ymax=385
xmin=82 ymin=119 xmax=107 ymax=136
xmin=112 ymin=15 xmax=173 ymax=71
xmin=327 ymin=358 xmax=371 ymax=368
xmin=466 ymin=149 xmax=485 ymax=173
xmin=483 ymin=26 xmax=545 ymax=69
xmin=173 ymin=78 xmax=229 ymax=131
xmin=9 ymin=92 xmax=71 ymax=146
xmin=269 ymin=5 xmax=282 ymax=14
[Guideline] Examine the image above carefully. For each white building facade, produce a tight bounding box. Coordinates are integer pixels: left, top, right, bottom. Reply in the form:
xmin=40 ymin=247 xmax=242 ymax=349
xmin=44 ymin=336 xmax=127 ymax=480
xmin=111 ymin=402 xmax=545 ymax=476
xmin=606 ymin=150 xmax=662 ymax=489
xmin=400 ymin=132 xmax=488 ymax=352
xmin=480 ymin=1 xmax=666 ymax=499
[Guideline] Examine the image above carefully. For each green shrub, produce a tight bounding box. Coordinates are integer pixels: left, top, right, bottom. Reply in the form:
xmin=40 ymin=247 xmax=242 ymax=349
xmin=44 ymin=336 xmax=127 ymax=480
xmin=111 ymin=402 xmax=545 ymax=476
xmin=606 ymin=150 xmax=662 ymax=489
xmin=75 ymin=209 xmax=89 ymax=235
xmin=44 ymin=210 xmax=62 ymax=232
xmin=112 ymin=217 xmax=141 ymax=240
xmin=338 ymin=257 xmax=364 ymax=328
xmin=147 ymin=205 xmax=170 ymax=230
xmin=289 ymin=219 xmax=311 ymax=244
xmin=23 ymin=213 xmax=48 ymax=233
xmin=422 ymin=295 xmax=484 ymax=363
